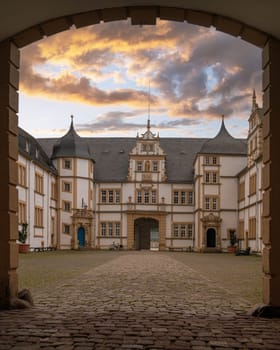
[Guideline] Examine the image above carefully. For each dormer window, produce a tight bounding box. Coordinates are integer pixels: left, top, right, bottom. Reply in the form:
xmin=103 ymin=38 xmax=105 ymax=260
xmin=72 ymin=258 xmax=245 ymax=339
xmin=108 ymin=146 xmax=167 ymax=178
xmin=25 ymin=140 xmax=30 ymax=153
xmin=142 ymin=144 xmax=147 ymax=152
xmin=35 ymin=147 xmax=39 ymax=159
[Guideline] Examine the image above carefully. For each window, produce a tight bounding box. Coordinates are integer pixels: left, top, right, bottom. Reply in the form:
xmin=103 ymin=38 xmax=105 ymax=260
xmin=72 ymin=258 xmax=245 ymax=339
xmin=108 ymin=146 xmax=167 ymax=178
xmin=181 ymin=225 xmax=186 ymax=238
xmin=204 ymin=196 xmax=219 ymax=210
xmin=25 ymin=140 xmax=30 ymax=153
xmin=100 ymin=189 xmax=121 ymax=204
xmin=35 ymin=147 xmax=40 ymax=159
xmin=239 ymin=220 xmax=244 ymax=239
xmin=63 ymin=201 xmax=71 ymax=212
xmin=153 ymin=161 xmax=158 ymax=172
xmin=108 ymin=190 xmax=114 ymax=203
xmin=173 ymin=223 xmax=193 ymax=238
xmin=181 ymin=191 xmax=186 ymax=204
xmin=205 ymin=171 xmax=218 ymax=184
xmin=149 ymin=144 xmax=154 ymax=152
xmin=137 ymin=161 xmax=142 ymax=172
xmin=108 ymin=223 xmax=113 ymax=236
xmin=173 ymin=224 xmax=179 ymax=238
xmin=249 ymin=174 xmax=257 ymax=195
xmin=204 ymin=155 xmax=219 ymax=165
xmin=18 ymin=202 xmax=27 ymax=224
xmin=115 ymin=223 xmax=120 ymax=237
xmin=35 ymin=173 xmax=44 ymax=194
xmin=101 ymin=223 xmax=106 ymax=236
xmin=212 ymin=197 xmax=217 ymax=210
xmin=51 ymin=182 xmax=57 ymax=199
xmin=63 ymin=224 xmax=70 ymax=234
xmin=152 ymin=190 xmax=157 ymax=204
xmin=18 ymin=164 xmax=27 ymax=187
xmin=187 ymin=224 xmax=193 ymax=239
xmin=212 ymin=172 xmax=217 ymax=183
xmin=115 ymin=190 xmax=120 ymax=203
xmin=63 ymin=159 xmax=71 ymax=169
xmin=35 ymin=207 xmax=43 ymax=227
xmin=100 ymin=222 xmax=121 ymax=237
xmin=144 ymin=191 xmax=149 ymax=204
xmin=101 ymin=190 xmax=106 ymax=203
xmin=63 ymin=182 xmax=71 ymax=192
xmin=188 ymin=192 xmax=193 ymax=205
xmin=249 ymin=217 xmax=257 ymax=239
xmin=173 ymin=191 xmax=179 ymax=204
xmin=239 ymin=182 xmax=245 ymax=201
xmin=141 ymin=144 xmax=147 ymax=152
xmin=136 ymin=189 xmax=157 ymax=204
xmin=137 ymin=190 xmax=142 ymax=204
xmin=173 ymin=190 xmax=193 ymax=205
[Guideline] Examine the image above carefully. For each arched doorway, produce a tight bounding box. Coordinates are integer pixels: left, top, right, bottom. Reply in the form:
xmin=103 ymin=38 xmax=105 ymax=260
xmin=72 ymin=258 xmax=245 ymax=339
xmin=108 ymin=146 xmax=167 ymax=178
xmin=134 ymin=218 xmax=159 ymax=250
xmin=77 ymin=226 xmax=85 ymax=247
xmin=206 ymin=228 xmax=216 ymax=248
xmin=0 ymin=3 xmax=279 ymax=314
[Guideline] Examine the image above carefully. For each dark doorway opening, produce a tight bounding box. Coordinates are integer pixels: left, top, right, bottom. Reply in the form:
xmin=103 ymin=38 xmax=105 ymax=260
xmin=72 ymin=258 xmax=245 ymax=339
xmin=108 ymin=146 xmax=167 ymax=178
xmin=206 ymin=228 xmax=216 ymax=248
xmin=134 ymin=218 xmax=159 ymax=250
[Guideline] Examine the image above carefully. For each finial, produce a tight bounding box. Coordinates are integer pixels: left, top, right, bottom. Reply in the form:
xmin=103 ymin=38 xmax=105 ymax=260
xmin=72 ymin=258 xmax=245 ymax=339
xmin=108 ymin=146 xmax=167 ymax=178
xmin=222 ymin=114 xmax=224 ymax=122
xmin=147 ymin=80 xmax=151 ymax=131
xmin=70 ymin=115 xmax=74 ymax=130
xmin=252 ymin=89 xmax=258 ymax=111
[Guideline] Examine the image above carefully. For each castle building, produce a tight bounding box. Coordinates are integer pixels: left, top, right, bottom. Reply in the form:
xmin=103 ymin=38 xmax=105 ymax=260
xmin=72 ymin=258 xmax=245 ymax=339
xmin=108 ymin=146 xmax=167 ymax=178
xmin=17 ymin=95 xmax=263 ymax=253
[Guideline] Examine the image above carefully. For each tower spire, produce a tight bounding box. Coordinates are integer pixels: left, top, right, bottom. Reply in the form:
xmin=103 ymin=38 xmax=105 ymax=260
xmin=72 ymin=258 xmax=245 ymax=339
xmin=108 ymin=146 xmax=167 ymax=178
xmin=70 ymin=115 xmax=74 ymax=129
xmin=147 ymin=80 xmax=151 ymax=130
xmin=252 ymin=89 xmax=258 ymax=111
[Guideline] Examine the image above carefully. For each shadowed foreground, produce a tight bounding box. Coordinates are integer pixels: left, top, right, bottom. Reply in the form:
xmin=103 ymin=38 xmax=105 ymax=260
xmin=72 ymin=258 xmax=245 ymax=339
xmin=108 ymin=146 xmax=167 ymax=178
xmin=0 ymin=251 xmax=280 ymax=349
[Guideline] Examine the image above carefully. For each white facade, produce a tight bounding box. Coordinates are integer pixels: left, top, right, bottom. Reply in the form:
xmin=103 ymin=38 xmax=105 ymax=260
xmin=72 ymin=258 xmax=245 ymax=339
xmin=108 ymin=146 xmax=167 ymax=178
xmin=17 ymin=100 xmax=264 ymax=253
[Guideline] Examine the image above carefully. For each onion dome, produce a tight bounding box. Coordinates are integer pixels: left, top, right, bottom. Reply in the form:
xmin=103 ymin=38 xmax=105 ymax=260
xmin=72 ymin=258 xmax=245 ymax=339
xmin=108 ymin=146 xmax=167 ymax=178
xmin=52 ymin=116 xmax=93 ymax=160
xmin=200 ymin=116 xmax=247 ymax=155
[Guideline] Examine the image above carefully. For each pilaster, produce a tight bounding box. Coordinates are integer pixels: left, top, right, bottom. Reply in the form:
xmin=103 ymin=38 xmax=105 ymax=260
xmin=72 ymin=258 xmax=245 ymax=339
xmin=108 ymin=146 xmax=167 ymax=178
xmin=0 ymin=40 xmax=19 ymax=309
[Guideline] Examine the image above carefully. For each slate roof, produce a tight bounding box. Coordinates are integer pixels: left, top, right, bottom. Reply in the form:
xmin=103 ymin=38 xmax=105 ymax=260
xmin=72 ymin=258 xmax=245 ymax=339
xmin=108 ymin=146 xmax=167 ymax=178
xmin=199 ymin=119 xmax=247 ymax=155
xmin=51 ymin=118 xmax=94 ymax=161
xmin=27 ymin=120 xmax=248 ymax=183
xmin=19 ymin=128 xmax=57 ymax=174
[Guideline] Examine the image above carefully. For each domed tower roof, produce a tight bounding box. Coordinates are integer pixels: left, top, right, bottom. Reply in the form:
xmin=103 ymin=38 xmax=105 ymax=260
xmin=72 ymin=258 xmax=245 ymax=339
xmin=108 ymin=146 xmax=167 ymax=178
xmin=52 ymin=116 xmax=93 ymax=160
xmin=200 ymin=116 xmax=247 ymax=155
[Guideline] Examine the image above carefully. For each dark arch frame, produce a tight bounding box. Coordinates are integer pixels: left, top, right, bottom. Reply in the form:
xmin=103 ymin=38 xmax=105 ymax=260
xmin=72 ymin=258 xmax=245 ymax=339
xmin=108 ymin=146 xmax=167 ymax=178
xmin=0 ymin=5 xmax=279 ymax=316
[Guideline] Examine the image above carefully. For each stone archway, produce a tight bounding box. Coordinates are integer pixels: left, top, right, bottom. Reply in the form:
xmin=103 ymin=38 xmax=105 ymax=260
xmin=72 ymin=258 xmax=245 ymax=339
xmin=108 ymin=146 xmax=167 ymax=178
xmin=134 ymin=218 xmax=159 ymax=250
xmin=0 ymin=5 xmax=279 ymax=315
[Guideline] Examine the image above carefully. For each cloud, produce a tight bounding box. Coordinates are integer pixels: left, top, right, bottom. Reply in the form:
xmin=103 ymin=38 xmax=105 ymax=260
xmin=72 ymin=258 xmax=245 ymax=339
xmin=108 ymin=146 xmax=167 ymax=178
xmin=20 ymin=19 xmax=262 ymax=132
xmin=76 ymin=108 xmax=200 ymax=134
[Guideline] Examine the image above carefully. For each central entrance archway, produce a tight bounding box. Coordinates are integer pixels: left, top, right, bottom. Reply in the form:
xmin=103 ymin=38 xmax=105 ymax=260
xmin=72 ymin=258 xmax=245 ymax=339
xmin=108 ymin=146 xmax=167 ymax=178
xmin=134 ymin=218 xmax=159 ymax=250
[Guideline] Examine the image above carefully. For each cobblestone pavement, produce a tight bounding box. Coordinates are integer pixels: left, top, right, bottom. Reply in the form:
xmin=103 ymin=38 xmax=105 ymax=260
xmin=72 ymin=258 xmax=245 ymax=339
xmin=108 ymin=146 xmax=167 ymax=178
xmin=1 ymin=251 xmax=280 ymax=349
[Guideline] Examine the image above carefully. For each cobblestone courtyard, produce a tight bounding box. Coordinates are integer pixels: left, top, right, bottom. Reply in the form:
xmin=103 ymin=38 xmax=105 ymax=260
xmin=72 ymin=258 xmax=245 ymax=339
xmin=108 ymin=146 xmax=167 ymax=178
xmin=1 ymin=251 xmax=280 ymax=349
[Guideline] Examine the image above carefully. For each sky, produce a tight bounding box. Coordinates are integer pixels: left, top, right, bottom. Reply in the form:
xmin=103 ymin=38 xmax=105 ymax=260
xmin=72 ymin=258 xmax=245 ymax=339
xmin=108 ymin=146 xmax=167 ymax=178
xmin=18 ymin=19 xmax=262 ymax=139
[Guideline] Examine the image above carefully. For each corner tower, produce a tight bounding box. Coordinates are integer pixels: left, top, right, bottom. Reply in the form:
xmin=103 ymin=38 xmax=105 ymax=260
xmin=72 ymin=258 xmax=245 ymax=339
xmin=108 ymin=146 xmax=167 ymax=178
xmin=51 ymin=116 xmax=95 ymax=249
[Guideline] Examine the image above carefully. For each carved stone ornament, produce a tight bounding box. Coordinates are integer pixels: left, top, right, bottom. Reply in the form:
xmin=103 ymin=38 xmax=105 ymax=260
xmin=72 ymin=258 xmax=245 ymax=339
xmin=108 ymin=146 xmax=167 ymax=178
xmin=201 ymin=212 xmax=222 ymax=224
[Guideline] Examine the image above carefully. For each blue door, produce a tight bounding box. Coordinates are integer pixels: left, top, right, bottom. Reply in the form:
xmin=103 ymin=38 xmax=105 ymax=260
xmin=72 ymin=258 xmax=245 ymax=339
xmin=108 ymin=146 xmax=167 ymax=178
xmin=77 ymin=227 xmax=85 ymax=247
